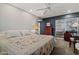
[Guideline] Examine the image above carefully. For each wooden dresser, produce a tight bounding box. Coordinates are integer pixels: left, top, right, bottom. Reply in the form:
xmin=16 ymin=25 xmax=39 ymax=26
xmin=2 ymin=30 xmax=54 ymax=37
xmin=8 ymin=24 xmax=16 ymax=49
xmin=44 ymin=26 xmax=52 ymax=35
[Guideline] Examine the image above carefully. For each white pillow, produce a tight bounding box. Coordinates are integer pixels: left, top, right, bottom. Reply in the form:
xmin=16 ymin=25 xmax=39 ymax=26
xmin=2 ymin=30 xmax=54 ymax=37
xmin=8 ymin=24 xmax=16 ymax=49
xmin=5 ymin=30 xmax=21 ymax=38
xmin=0 ymin=32 xmax=5 ymax=37
xmin=0 ymin=31 xmax=7 ymax=38
xmin=30 ymin=30 xmax=36 ymax=34
xmin=20 ymin=30 xmax=31 ymax=36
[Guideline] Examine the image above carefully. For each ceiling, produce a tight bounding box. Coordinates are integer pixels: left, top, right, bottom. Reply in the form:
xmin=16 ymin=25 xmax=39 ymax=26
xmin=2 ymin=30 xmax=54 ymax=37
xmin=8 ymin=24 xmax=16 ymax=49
xmin=10 ymin=3 xmax=79 ymax=18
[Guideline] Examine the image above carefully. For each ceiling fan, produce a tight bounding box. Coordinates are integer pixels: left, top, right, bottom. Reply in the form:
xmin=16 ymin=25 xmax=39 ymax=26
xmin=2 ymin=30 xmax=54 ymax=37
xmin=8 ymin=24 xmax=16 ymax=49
xmin=34 ymin=3 xmax=53 ymax=15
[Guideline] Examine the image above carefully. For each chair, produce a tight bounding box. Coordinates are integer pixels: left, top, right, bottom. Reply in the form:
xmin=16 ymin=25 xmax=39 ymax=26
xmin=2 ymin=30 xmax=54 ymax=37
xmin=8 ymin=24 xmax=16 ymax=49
xmin=64 ymin=31 xmax=72 ymax=47
xmin=75 ymin=43 xmax=79 ymax=54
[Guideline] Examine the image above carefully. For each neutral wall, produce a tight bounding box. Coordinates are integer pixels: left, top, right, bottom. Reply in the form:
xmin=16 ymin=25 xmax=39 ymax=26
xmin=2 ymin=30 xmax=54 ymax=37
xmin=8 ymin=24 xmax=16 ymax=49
xmin=0 ymin=4 xmax=37 ymax=31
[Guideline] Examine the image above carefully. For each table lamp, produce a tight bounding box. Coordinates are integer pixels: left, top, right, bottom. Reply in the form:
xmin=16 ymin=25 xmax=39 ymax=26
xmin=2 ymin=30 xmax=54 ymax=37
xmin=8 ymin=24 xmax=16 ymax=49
xmin=32 ymin=23 xmax=39 ymax=34
xmin=72 ymin=22 xmax=79 ymax=36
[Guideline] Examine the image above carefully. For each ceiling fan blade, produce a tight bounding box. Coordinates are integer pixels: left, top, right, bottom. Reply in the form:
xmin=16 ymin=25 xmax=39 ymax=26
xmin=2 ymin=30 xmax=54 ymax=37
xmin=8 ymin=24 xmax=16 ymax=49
xmin=43 ymin=10 xmax=48 ymax=15
xmin=45 ymin=3 xmax=51 ymax=7
xmin=45 ymin=3 xmax=52 ymax=10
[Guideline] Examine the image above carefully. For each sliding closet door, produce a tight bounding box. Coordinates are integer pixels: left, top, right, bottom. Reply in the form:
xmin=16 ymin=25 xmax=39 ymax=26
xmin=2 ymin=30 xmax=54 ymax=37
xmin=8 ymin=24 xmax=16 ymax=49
xmin=55 ymin=17 xmax=79 ymax=37
xmin=55 ymin=19 xmax=65 ymax=37
xmin=65 ymin=17 xmax=79 ymax=36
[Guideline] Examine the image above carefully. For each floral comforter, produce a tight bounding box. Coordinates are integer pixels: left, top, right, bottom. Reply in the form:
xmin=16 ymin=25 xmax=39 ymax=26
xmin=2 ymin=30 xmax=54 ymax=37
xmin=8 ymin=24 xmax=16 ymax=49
xmin=0 ymin=34 xmax=55 ymax=55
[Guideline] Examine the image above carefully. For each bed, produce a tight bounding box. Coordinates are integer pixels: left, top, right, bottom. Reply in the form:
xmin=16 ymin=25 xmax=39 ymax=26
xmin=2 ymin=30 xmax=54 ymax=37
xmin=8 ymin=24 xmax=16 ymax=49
xmin=0 ymin=30 xmax=55 ymax=55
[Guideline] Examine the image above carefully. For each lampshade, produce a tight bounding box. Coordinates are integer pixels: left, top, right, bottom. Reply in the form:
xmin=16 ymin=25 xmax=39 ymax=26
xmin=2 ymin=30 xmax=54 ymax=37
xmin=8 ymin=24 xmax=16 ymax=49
xmin=32 ymin=23 xmax=39 ymax=30
xmin=72 ymin=22 xmax=79 ymax=27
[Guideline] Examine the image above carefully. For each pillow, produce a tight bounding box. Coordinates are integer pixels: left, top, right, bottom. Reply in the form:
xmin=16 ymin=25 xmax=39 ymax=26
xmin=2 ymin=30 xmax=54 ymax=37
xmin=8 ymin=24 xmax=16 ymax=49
xmin=30 ymin=30 xmax=36 ymax=34
xmin=0 ymin=31 xmax=7 ymax=39
xmin=5 ymin=30 xmax=21 ymax=38
xmin=0 ymin=32 xmax=5 ymax=37
xmin=19 ymin=30 xmax=31 ymax=36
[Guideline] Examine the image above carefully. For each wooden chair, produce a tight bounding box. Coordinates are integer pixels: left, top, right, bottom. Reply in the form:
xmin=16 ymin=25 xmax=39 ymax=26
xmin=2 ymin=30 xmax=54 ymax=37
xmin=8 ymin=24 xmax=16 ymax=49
xmin=64 ymin=31 xmax=72 ymax=47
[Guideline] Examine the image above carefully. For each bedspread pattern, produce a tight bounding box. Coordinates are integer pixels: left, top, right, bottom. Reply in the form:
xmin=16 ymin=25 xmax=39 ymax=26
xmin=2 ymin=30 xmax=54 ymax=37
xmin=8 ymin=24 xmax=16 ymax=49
xmin=0 ymin=34 xmax=54 ymax=55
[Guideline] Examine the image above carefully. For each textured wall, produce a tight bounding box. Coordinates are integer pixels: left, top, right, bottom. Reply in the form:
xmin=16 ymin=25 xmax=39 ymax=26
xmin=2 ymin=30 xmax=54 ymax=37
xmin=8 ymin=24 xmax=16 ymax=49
xmin=0 ymin=4 xmax=37 ymax=31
